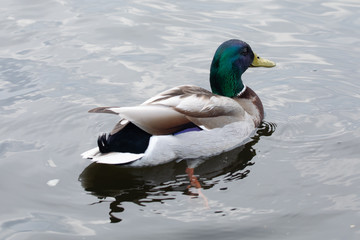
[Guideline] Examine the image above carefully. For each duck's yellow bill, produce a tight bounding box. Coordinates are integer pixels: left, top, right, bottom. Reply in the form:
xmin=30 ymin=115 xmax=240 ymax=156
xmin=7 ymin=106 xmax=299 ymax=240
xmin=250 ymin=53 xmax=276 ymax=68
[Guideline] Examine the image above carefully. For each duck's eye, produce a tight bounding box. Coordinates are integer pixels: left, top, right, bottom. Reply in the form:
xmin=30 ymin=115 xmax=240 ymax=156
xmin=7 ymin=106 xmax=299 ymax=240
xmin=241 ymin=48 xmax=248 ymax=56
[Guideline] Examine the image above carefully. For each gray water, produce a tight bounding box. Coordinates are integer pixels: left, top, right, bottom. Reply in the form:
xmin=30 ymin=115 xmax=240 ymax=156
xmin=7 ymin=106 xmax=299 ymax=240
xmin=1 ymin=0 xmax=360 ymax=239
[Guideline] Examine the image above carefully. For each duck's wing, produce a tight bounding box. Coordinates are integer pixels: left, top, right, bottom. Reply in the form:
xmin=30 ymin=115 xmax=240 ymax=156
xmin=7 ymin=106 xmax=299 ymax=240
xmin=89 ymin=102 xmax=190 ymax=135
xmin=88 ymin=85 xmax=246 ymax=135
xmin=87 ymin=107 xmax=130 ymax=135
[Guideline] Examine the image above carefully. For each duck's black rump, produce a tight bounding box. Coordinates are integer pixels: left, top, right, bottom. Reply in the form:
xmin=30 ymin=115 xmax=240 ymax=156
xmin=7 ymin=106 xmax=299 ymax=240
xmin=97 ymin=122 xmax=152 ymax=154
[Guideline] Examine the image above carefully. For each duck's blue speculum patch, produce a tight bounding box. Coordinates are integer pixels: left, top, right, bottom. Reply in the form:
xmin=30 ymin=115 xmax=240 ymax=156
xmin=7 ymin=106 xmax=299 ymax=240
xmin=173 ymin=126 xmax=202 ymax=135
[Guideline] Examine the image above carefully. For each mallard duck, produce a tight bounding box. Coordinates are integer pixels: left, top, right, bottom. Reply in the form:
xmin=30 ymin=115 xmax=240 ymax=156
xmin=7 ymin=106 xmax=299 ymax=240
xmin=82 ymin=39 xmax=275 ymax=166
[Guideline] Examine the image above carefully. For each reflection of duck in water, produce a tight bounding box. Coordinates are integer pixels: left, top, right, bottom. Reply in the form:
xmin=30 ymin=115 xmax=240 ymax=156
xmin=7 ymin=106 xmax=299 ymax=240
xmin=79 ymin=123 xmax=276 ymax=222
xmin=81 ymin=39 xmax=275 ymax=166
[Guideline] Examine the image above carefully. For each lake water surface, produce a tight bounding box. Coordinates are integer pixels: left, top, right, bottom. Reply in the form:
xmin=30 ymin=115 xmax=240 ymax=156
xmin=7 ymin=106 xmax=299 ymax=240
xmin=1 ymin=0 xmax=360 ymax=239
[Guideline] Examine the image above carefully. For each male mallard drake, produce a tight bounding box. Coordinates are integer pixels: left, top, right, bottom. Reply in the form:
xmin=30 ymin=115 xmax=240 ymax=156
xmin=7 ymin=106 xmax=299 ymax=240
xmin=82 ymin=39 xmax=275 ymax=166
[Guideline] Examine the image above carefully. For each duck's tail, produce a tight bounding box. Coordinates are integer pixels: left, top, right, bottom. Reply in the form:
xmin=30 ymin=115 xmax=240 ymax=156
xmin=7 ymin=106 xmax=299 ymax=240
xmin=81 ymin=145 xmax=145 ymax=164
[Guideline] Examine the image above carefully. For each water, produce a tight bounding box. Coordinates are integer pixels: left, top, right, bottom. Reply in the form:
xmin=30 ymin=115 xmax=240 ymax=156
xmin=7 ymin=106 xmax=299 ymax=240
xmin=1 ymin=0 xmax=360 ymax=239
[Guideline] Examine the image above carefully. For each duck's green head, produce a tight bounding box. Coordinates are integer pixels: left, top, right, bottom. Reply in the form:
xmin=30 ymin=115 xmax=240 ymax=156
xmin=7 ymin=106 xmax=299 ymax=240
xmin=210 ymin=39 xmax=275 ymax=97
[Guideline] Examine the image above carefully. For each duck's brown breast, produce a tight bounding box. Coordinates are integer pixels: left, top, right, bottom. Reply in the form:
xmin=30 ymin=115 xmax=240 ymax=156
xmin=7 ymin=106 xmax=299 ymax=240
xmin=235 ymin=87 xmax=264 ymax=127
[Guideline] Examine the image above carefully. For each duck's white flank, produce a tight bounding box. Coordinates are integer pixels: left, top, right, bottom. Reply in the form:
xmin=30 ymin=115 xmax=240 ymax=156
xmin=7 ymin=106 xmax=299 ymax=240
xmin=82 ymin=119 xmax=255 ymax=167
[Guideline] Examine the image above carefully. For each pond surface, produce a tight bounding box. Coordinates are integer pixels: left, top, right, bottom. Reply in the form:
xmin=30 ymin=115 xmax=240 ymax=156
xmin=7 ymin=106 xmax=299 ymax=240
xmin=1 ymin=0 xmax=360 ymax=239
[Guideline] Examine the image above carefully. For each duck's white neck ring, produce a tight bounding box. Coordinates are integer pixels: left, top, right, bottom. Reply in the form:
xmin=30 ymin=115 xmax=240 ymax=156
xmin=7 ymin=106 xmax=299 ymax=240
xmin=236 ymin=85 xmax=247 ymax=97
